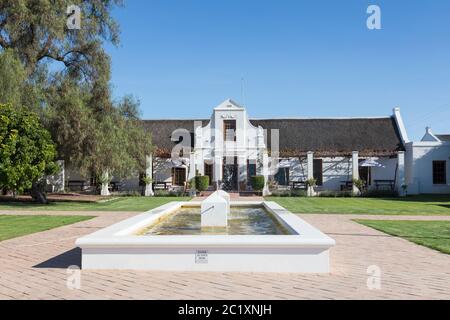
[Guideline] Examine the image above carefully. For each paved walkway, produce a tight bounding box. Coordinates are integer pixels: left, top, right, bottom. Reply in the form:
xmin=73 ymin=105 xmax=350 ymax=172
xmin=0 ymin=210 xmax=449 ymax=300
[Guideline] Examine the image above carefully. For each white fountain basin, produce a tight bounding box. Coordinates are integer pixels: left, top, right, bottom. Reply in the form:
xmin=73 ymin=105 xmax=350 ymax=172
xmin=75 ymin=201 xmax=335 ymax=273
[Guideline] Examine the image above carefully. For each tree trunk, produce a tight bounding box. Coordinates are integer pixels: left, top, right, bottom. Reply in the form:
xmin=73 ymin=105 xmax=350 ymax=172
xmin=30 ymin=181 xmax=48 ymax=204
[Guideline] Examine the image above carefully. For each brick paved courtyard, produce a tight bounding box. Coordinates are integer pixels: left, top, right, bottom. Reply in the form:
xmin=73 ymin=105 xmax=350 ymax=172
xmin=0 ymin=210 xmax=449 ymax=300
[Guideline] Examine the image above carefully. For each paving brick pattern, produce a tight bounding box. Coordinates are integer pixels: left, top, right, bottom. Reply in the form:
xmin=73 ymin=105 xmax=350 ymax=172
xmin=0 ymin=210 xmax=449 ymax=300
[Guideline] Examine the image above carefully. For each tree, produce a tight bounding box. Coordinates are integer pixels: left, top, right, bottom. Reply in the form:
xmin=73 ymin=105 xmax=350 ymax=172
xmin=1 ymin=1 xmax=153 ymax=197
xmin=0 ymin=0 xmax=121 ymax=81
xmin=88 ymin=96 xmax=153 ymax=195
xmin=0 ymin=104 xmax=58 ymax=202
xmin=45 ymin=76 xmax=94 ymax=174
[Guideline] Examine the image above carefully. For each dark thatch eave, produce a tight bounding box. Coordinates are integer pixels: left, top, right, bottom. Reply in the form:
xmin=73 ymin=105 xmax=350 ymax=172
xmin=142 ymin=117 xmax=405 ymax=158
xmin=436 ymin=134 xmax=450 ymax=142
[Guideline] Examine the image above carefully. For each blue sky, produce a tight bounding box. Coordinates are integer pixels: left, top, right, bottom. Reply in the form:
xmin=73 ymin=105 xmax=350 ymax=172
xmin=106 ymin=0 xmax=450 ymax=140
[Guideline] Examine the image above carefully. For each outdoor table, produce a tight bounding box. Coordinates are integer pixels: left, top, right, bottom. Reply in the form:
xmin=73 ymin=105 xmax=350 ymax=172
xmin=374 ymin=180 xmax=395 ymax=191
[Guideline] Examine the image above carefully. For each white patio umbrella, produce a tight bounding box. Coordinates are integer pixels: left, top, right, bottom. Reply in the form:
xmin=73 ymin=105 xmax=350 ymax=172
xmin=359 ymin=158 xmax=385 ymax=183
xmin=359 ymin=158 xmax=385 ymax=168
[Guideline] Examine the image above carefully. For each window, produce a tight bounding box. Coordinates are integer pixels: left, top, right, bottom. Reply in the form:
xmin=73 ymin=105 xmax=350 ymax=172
xmin=247 ymin=160 xmax=256 ymax=177
xmin=223 ymin=120 xmax=236 ymax=141
xmin=313 ymin=159 xmax=323 ymax=186
xmin=247 ymin=160 xmax=257 ymax=186
xmin=275 ymin=167 xmax=290 ymax=186
xmin=433 ymin=161 xmax=447 ymax=185
xmin=172 ymin=167 xmax=186 ymax=186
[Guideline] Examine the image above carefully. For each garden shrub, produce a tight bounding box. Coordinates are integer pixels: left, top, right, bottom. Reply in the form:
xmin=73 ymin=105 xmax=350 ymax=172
xmin=363 ymin=190 xmax=399 ymax=198
xmin=251 ymin=175 xmax=265 ymax=191
xmin=270 ymin=189 xmax=291 ymax=197
xmin=154 ymin=190 xmax=185 ymax=197
xmin=291 ymin=189 xmax=307 ymax=197
xmin=195 ymin=175 xmax=209 ymax=192
xmin=318 ymin=191 xmax=353 ymax=198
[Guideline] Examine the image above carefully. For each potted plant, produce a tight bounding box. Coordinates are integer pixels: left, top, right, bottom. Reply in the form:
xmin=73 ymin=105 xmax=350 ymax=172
xmin=401 ymin=183 xmax=408 ymax=197
xmin=306 ymin=178 xmax=317 ymax=197
xmin=250 ymin=175 xmax=265 ymax=195
xmin=352 ymin=178 xmax=366 ymax=196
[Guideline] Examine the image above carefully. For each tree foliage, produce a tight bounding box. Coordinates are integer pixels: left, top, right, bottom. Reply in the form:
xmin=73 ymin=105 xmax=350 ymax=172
xmin=0 ymin=104 xmax=57 ymax=195
xmin=88 ymin=95 xmax=153 ymax=181
xmin=0 ymin=0 xmax=122 ymax=81
xmin=0 ymin=49 xmax=26 ymax=106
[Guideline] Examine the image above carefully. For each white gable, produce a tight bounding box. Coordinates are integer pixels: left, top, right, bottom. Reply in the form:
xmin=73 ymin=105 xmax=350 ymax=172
xmin=421 ymin=127 xmax=441 ymax=142
xmin=214 ymin=99 xmax=244 ymax=110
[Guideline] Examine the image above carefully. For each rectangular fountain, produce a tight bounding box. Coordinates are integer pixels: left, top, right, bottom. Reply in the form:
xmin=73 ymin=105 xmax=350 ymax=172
xmin=76 ymin=198 xmax=335 ymax=273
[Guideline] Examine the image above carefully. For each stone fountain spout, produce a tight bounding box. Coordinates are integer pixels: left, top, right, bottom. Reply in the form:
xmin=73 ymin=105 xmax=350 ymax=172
xmin=201 ymin=191 xmax=230 ymax=228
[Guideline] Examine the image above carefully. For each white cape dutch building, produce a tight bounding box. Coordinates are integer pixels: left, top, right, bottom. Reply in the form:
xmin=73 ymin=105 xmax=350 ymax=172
xmin=63 ymin=99 xmax=449 ymax=195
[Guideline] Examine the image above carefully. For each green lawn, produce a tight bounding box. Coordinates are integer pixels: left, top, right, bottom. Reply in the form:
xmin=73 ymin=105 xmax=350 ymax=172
xmin=0 ymin=197 xmax=191 ymax=212
xmin=355 ymin=219 xmax=450 ymax=255
xmin=0 ymin=215 xmax=95 ymax=242
xmin=266 ymin=195 xmax=450 ymax=215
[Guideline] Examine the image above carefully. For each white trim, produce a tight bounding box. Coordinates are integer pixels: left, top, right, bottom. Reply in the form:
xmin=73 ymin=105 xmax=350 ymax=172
xmin=76 ymin=201 xmax=335 ymax=273
xmin=392 ymin=107 xmax=410 ymax=143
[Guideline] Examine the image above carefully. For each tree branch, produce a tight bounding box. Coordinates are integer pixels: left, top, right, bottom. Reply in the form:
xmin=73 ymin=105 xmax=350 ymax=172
xmin=36 ymin=36 xmax=54 ymax=61
xmin=0 ymin=34 xmax=9 ymax=48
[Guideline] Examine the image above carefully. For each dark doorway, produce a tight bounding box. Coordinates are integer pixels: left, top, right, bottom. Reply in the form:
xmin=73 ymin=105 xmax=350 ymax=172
xmin=313 ymin=159 xmax=323 ymax=186
xmin=247 ymin=160 xmax=257 ymax=187
xmin=172 ymin=167 xmax=186 ymax=186
xmin=222 ymin=157 xmax=238 ymax=191
xmin=204 ymin=162 xmax=213 ymax=186
xmin=359 ymin=161 xmax=372 ymax=186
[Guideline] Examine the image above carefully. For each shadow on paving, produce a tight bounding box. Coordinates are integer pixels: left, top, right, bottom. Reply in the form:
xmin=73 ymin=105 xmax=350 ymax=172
xmin=34 ymin=248 xmax=81 ymax=269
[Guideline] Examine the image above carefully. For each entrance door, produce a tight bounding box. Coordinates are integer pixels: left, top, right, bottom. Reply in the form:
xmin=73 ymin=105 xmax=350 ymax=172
xmin=172 ymin=167 xmax=186 ymax=186
xmin=204 ymin=162 xmax=213 ymax=186
xmin=358 ymin=160 xmax=372 ymax=187
xmin=222 ymin=157 xmax=238 ymax=191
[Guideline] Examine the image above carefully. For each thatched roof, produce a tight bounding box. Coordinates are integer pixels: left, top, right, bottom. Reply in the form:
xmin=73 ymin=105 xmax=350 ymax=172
xmin=250 ymin=117 xmax=404 ymax=157
xmin=436 ymin=134 xmax=450 ymax=142
xmin=142 ymin=120 xmax=207 ymax=157
xmin=142 ymin=117 xmax=404 ymax=157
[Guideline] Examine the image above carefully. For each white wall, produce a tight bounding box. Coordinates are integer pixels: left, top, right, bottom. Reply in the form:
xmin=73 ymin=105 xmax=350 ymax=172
xmin=273 ymin=156 xmax=398 ymax=191
xmin=406 ymin=142 xmax=450 ymax=194
xmin=194 ymin=99 xmax=265 ymax=186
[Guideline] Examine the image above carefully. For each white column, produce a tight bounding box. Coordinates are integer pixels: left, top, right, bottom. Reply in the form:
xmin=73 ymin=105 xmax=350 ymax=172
xmin=188 ymin=152 xmax=196 ymax=180
xmin=213 ymin=156 xmax=222 ymax=189
xmin=307 ymin=151 xmax=315 ymax=197
xmin=100 ymin=170 xmax=110 ymax=196
xmin=352 ymin=151 xmax=360 ymax=195
xmin=397 ymin=151 xmax=406 ymax=196
xmin=262 ymin=150 xmax=270 ymax=196
xmin=144 ymin=155 xmax=154 ymax=197
xmin=55 ymin=160 xmax=65 ymax=193
xmin=307 ymin=152 xmax=314 ymax=180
